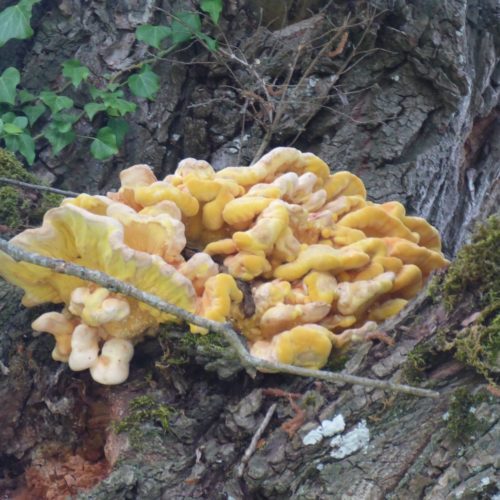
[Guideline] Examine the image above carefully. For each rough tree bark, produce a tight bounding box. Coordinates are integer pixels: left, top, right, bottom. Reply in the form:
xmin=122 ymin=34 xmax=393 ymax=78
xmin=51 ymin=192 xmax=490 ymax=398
xmin=0 ymin=0 xmax=499 ymax=499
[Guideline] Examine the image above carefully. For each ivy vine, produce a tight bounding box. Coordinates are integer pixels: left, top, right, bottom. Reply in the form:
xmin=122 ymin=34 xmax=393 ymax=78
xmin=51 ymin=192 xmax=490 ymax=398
xmin=0 ymin=0 xmax=222 ymax=164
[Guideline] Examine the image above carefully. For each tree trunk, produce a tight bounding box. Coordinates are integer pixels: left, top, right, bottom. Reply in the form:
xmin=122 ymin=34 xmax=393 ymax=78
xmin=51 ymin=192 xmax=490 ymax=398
xmin=0 ymin=0 xmax=499 ymax=498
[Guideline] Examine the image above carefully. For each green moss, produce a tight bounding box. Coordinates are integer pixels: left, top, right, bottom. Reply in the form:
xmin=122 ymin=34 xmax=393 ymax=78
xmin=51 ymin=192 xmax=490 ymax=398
xmin=430 ymin=216 xmax=500 ymax=387
xmin=403 ymin=342 xmax=435 ymax=383
xmin=402 ymin=330 xmax=452 ymax=384
xmin=113 ymin=395 xmax=174 ymax=448
xmin=0 ymin=186 xmax=29 ymax=229
xmin=0 ymin=148 xmax=35 ymax=182
xmin=0 ymin=147 xmax=65 ymax=229
xmin=179 ymin=331 xmax=228 ymax=357
xmin=324 ymin=351 xmax=349 ymax=372
xmin=447 ymin=387 xmax=488 ymax=441
xmin=441 ymin=216 xmax=500 ymax=310
xmin=454 ymin=302 xmax=500 ymax=386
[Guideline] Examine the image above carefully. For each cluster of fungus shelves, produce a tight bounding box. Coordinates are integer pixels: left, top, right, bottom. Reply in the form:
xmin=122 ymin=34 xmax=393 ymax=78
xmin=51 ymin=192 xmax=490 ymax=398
xmin=0 ymin=147 xmax=447 ymax=393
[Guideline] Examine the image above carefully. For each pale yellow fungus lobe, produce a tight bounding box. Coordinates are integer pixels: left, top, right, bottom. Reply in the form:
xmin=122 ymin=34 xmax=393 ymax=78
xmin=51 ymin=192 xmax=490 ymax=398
xmin=274 ymin=245 xmax=370 ymax=281
xmin=250 ymin=324 xmax=334 ymax=370
xmin=336 ymin=272 xmax=395 ymax=315
xmin=31 ymin=312 xmax=77 ymax=362
xmin=191 ymin=273 xmax=243 ymax=334
xmin=0 ymin=147 xmax=449 ymax=382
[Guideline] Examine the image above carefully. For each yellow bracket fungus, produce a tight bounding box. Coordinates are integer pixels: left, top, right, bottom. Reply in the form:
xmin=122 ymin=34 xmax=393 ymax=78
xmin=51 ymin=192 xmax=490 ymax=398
xmin=0 ymin=147 xmax=449 ymax=384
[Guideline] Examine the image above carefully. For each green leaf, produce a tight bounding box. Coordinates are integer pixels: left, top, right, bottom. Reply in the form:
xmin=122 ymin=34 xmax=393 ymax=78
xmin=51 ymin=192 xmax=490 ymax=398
xmin=106 ymin=83 xmax=120 ymax=92
xmin=4 ymin=134 xmax=20 ymax=152
xmin=1 ymin=112 xmax=16 ymax=124
xmin=197 ymin=32 xmax=218 ymax=52
xmin=127 ymin=65 xmax=159 ymax=100
xmin=22 ymin=103 xmax=45 ymax=126
xmin=107 ymin=117 xmax=128 ymax=146
xmin=62 ymin=59 xmax=90 ymax=88
xmin=0 ymin=0 xmax=41 ymax=48
xmin=43 ymin=123 xmax=75 ymax=154
xmin=200 ymin=0 xmax=222 ymax=24
xmin=171 ymin=12 xmax=201 ymax=44
xmin=16 ymin=132 xmax=35 ymax=164
xmin=18 ymin=89 xmax=36 ymax=103
xmin=50 ymin=112 xmax=79 ymax=133
xmin=39 ymin=91 xmax=74 ymax=113
xmin=90 ymin=126 xmax=118 ymax=160
xmin=89 ymin=86 xmax=104 ymax=100
xmin=3 ymin=122 xmax=23 ymax=135
xmin=107 ymin=99 xmax=136 ymax=117
xmin=84 ymin=102 xmax=107 ymax=120
xmin=101 ymin=92 xmax=136 ymax=116
xmin=0 ymin=67 xmax=21 ymax=105
xmin=12 ymin=115 xmax=28 ymax=129
xmin=0 ymin=119 xmax=3 ymax=134
xmin=136 ymin=24 xmax=172 ymax=49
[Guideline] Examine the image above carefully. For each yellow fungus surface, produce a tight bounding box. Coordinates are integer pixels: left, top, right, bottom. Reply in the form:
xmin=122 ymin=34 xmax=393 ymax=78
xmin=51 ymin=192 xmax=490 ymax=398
xmin=0 ymin=148 xmax=449 ymax=383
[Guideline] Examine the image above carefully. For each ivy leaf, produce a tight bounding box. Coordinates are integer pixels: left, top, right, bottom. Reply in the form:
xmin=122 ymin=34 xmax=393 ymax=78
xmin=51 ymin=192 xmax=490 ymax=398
xmin=101 ymin=93 xmax=136 ymax=116
xmin=107 ymin=117 xmax=128 ymax=147
xmin=197 ymin=32 xmax=218 ymax=52
xmin=22 ymin=103 xmax=45 ymax=126
xmin=106 ymin=83 xmax=120 ymax=92
xmin=127 ymin=65 xmax=159 ymax=100
xmin=18 ymin=89 xmax=36 ymax=103
xmin=18 ymin=132 xmax=35 ymax=164
xmin=3 ymin=134 xmax=19 ymax=152
xmin=62 ymin=59 xmax=90 ymax=88
xmin=50 ymin=112 xmax=78 ymax=134
xmin=200 ymin=0 xmax=222 ymax=24
xmin=0 ymin=67 xmax=21 ymax=105
xmin=39 ymin=90 xmax=74 ymax=114
xmin=136 ymin=24 xmax=172 ymax=49
xmin=43 ymin=123 xmax=76 ymax=154
xmin=171 ymin=12 xmax=201 ymax=45
xmin=0 ymin=0 xmax=41 ymax=48
xmin=12 ymin=115 xmax=28 ymax=129
xmin=89 ymin=86 xmax=105 ymax=100
xmin=90 ymin=126 xmax=118 ymax=160
xmin=3 ymin=122 xmax=24 ymax=135
xmin=12 ymin=132 xmax=35 ymax=164
xmin=84 ymin=102 xmax=107 ymax=120
xmin=1 ymin=112 xmax=16 ymax=123
xmin=3 ymin=131 xmax=35 ymax=164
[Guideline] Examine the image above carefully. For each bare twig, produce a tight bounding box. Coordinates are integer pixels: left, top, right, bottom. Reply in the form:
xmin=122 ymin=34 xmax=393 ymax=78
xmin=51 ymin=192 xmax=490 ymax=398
xmin=262 ymin=388 xmax=301 ymax=399
xmin=0 ymin=178 xmax=78 ymax=197
xmin=294 ymin=16 xmax=350 ymax=92
xmin=237 ymin=402 xmax=277 ymax=477
xmin=0 ymin=238 xmax=440 ymax=399
xmin=251 ymin=40 xmax=304 ymax=163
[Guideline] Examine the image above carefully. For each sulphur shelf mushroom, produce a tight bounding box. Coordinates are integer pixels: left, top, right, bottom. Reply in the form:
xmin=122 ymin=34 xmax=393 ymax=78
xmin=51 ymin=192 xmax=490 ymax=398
xmin=90 ymin=338 xmax=134 ymax=385
xmin=0 ymin=147 xmax=449 ymax=384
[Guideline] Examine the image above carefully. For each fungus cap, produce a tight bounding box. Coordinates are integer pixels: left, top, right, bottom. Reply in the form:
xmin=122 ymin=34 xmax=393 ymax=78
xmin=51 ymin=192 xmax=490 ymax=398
xmin=89 ymin=338 xmax=134 ymax=385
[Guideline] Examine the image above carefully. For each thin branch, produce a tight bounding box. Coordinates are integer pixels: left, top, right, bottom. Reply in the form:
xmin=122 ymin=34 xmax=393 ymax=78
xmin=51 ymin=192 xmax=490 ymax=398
xmin=295 ymin=16 xmax=350 ymax=92
xmin=251 ymin=40 xmax=304 ymax=164
xmin=237 ymin=402 xmax=277 ymax=477
xmin=0 ymin=178 xmax=78 ymax=197
xmin=0 ymin=238 xmax=439 ymax=399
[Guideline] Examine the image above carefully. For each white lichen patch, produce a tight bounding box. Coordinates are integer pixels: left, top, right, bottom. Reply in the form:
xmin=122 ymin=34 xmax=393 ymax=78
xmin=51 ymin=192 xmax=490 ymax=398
xmin=302 ymin=428 xmax=324 ymax=446
xmin=330 ymin=420 xmax=370 ymax=459
xmin=302 ymin=414 xmax=346 ymax=446
xmin=321 ymin=415 xmax=346 ymax=436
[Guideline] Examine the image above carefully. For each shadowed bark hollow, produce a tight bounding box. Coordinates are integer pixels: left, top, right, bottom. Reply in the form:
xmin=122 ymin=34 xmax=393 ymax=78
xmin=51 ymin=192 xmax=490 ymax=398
xmin=0 ymin=0 xmax=499 ymax=498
